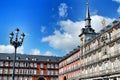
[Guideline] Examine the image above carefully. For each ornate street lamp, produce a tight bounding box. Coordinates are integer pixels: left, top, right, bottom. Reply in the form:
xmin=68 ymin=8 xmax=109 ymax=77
xmin=9 ymin=28 xmax=25 ymax=80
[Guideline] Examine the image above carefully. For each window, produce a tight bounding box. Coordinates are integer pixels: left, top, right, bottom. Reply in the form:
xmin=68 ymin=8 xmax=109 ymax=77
xmin=55 ymin=71 xmax=58 ymax=75
xmin=19 ymin=77 xmax=22 ymax=80
xmin=47 ymin=70 xmax=50 ymax=75
xmin=30 ymin=63 xmax=33 ymax=67
xmin=15 ymin=76 xmax=17 ymax=80
xmin=24 ymin=77 xmax=27 ymax=80
xmin=25 ymin=63 xmax=29 ymax=67
xmin=29 ymin=69 xmax=33 ymax=74
xmin=15 ymin=62 xmax=19 ymax=67
xmin=51 ymin=70 xmax=54 ymax=75
xmin=16 ymin=57 xmax=19 ymax=60
xmin=40 ymin=70 xmax=44 ymax=75
xmin=51 ymin=64 xmax=54 ymax=68
xmin=26 ymin=57 xmax=29 ymax=60
xmin=15 ymin=69 xmax=18 ymax=74
xmin=8 ymin=76 xmax=12 ymax=80
xmin=50 ymin=77 xmax=54 ymax=80
xmin=19 ymin=69 xmax=23 ymax=74
xmin=3 ymin=76 xmax=7 ymax=80
xmin=34 ymin=70 xmax=36 ymax=75
xmin=28 ymin=77 xmax=32 ymax=80
xmin=34 ymin=63 xmax=37 ymax=67
xmin=0 ymin=62 xmax=3 ymax=66
xmin=55 ymin=64 xmax=58 ymax=68
xmin=20 ymin=62 xmax=24 ymax=67
xmin=0 ymin=76 xmax=2 ymax=80
xmin=47 ymin=64 xmax=50 ymax=68
xmin=9 ymin=69 xmax=13 ymax=74
xmin=4 ymin=69 xmax=8 ymax=74
xmin=0 ymin=68 xmax=2 ymax=74
xmin=40 ymin=63 xmax=44 ymax=68
xmin=10 ymin=62 xmax=13 ymax=66
xmin=24 ymin=69 xmax=27 ymax=74
xmin=7 ymin=56 xmax=10 ymax=60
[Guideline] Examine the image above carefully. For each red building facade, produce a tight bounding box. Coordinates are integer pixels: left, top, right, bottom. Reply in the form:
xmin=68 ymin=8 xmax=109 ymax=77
xmin=59 ymin=46 xmax=81 ymax=80
xmin=0 ymin=53 xmax=61 ymax=80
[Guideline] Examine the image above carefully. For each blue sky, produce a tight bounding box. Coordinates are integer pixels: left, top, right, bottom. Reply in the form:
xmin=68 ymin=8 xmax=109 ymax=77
xmin=0 ymin=0 xmax=120 ymax=57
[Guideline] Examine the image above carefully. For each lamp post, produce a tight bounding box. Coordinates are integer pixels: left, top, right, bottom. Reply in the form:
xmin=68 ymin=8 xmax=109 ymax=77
xmin=9 ymin=28 xmax=25 ymax=80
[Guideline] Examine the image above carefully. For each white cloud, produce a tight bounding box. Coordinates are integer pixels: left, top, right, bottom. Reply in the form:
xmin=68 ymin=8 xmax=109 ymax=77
xmin=112 ymin=0 xmax=120 ymax=3
xmin=30 ymin=49 xmax=41 ymax=55
xmin=42 ymin=15 xmax=114 ymax=52
xmin=44 ymin=51 xmax=56 ymax=56
xmin=0 ymin=45 xmax=24 ymax=54
xmin=91 ymin=15 xmax=115 ymax=32
xmin=40 ymin=26 xmax=46 ymax=33
xmin=58 ymin=3 xmax=68 ymax=17
xmin=117 ymin=6 xmax=120 ymax=15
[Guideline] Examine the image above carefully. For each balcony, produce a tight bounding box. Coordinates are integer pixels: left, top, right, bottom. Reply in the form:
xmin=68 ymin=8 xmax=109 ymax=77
xmin=81 ymin=48 xmax=120 ymax=68
xmin=82 ymin=32 xmax=120 ymax=57
xmin=80 ymin=66 xmax=120 ymax=79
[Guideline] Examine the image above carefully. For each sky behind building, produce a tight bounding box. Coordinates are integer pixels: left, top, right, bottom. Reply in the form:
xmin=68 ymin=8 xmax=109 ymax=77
xmin=0 ymin=0 xmax=120 ymax=56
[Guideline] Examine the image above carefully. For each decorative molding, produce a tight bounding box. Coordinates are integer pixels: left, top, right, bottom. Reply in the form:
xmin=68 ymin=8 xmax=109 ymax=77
xmin=109 ymin=42 xmax=115 ymax=47
xmin=116 ymin=39 xmax=120 ymax=44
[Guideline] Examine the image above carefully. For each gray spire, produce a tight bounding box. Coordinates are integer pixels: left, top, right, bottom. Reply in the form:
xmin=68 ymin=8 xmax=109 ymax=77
xmin=85 ymin=0 xmax=91 ymax=27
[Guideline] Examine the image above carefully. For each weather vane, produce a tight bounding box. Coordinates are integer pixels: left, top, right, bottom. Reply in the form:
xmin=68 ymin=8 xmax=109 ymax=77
xmin=101 ymin=18 xmax=106 ymax=27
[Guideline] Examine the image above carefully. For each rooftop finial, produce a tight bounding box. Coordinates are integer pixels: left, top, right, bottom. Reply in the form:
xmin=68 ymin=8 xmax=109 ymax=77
xmin=85 ymin=0 xmax=91 ymax=28
xmin=101 ymin=18 xmax=106 ymax=27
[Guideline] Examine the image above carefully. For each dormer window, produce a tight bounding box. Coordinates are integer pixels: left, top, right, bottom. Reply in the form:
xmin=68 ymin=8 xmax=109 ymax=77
xmin=6 ymin=57 xmax=10 ymax=60
xmin=16 ymin=57 xmax=19 ymax=60
xmin=26 ymin=57 xmax=29 ymax=60
xmin=32 ymin=58 xmax=37 ymax=61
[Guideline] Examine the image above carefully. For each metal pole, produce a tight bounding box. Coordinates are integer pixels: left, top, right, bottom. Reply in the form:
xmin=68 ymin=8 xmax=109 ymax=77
xmin=12 ymin=47 xmax=17 ymax=80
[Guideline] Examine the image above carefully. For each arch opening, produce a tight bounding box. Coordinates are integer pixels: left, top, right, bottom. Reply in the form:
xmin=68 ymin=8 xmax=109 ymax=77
xmin=37 ymin=77 xmax=45 ymax=80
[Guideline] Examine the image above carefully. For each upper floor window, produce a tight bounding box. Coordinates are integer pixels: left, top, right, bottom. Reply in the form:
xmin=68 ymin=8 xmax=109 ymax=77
xmin=20 ymin=62 xmax=24 ymax=67
xmin=0 ymin=68 xmax=3 ymax=74
xmin=15 ymin=69 xmax=18 ymax=74
xmin=40 ymin=63 xmax=44 ymax=68
xmin=0 ymin=62 xmax=3 ymax=66
xmin=34 ymin=70 xmax=36 ymax=75
xmin=47 ymin=64 xmax=50 ymax=68
xmin=51 ymin=64 xmax=54 ymax=68
xmin=5 ymin=62 xmax=8 ymax=66
xmin=51 ymin=70 xmax=54 ymax=75
xmin=55 ymin=64 xmax=58 ymax=68
xmin=15 ymin=62 xmax=19 ymax=67
xmin=9 ymin=69 xmax=13 ymax=74
xmin=34 ymin=63 xmax=37 ymax=67
xmin=3 ymin=76 xmax=7 ymax=80
xmin=19 ymin=69 xmax=23 ymax=74
xmin=47 ymin=70 xmax=50 ymax=75
xmin=40 ymin=70 xmax=44 ymax=75
xmin=4 ymin=69 xmax=8 ymax=74
xmin=8 ymin=76 xmax=12 ymax=80
xmin=55 ymin=71 xmax=58 ymax=75
xmin=10 ymin=62 xmax=13 ymax=66
xmin=30 ymin=63 xmax=33 ymax=67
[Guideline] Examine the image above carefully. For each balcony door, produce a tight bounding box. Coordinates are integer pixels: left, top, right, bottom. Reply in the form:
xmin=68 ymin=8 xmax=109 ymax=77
xmin=64 ymin=76 xmax=67 ymax=80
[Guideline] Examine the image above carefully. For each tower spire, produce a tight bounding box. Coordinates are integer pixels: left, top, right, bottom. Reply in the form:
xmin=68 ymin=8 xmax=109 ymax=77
xmin=85 ymin=0 xmax=91 ymax=27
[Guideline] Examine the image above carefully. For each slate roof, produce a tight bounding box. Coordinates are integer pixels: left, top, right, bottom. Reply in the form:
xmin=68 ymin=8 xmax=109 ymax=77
xmin=0 ymin=53 xmax=62 ymax=63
